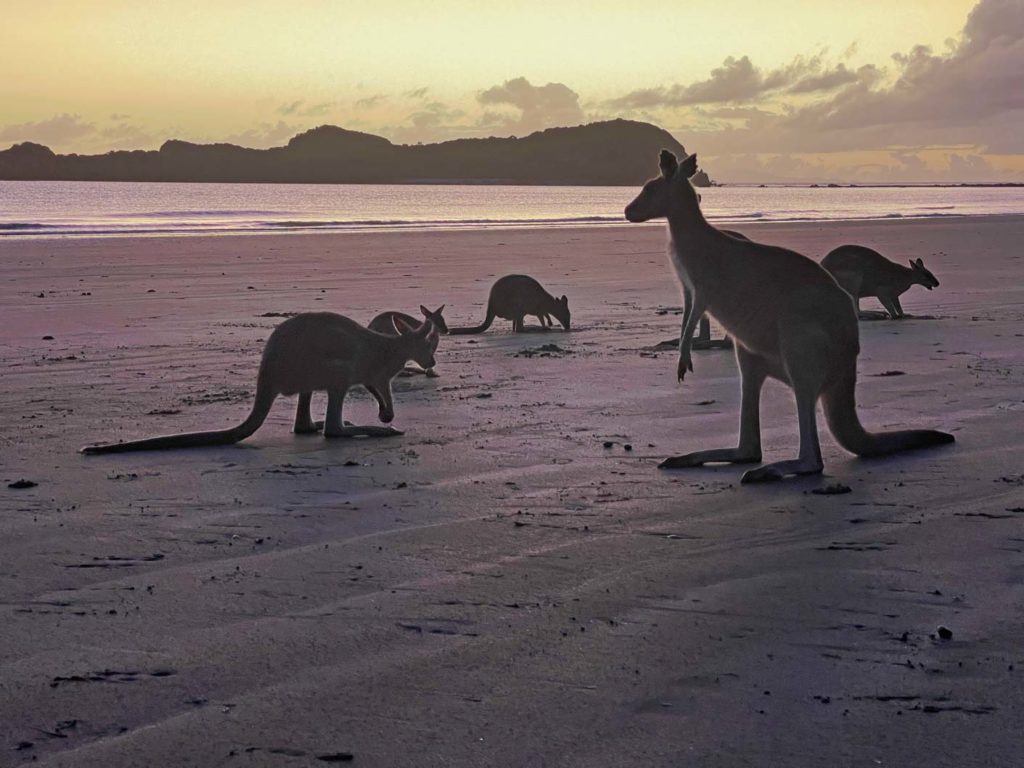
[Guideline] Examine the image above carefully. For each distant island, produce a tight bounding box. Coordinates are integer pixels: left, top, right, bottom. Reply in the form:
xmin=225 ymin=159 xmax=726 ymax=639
xmin=0 ymin=119 xmax=713 ymax=187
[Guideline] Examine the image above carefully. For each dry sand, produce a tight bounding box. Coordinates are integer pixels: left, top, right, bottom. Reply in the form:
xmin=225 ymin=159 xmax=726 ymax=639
xmin=1 ymin=216 xmax=1023 ymax=767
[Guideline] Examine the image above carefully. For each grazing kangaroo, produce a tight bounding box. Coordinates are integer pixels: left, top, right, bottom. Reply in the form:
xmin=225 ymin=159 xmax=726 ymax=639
xmin=81 ymin=313 xmax=439 ymax=454
xmin=369 ymin=305 xmax=450 ymax=336
xmin=450 ymin=275 xmax=570 ymax=334
xmin=821 ymin=245 xmax=940 ymax=319
xmin=368 ymin=305 xmax=448 ymax=377
xmin=625 ymin=150 xmax=953 ymax=482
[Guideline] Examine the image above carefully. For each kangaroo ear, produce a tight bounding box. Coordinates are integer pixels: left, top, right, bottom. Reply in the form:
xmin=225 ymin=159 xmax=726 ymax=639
xmin=436 ymin=304 xmax=445 ymax=313
xmin=679 ymin=153 xmax=698 ymax=178
xmin=420 ymin=305 xmax=430 ymax=317
xmin=909 ymin=259 xmax=920 ymax=270
xmin=394 ymin=317 xmax=416 ymax=335
xmin=659 ymin=149 xmax=678 ymax=180
xmin=915 ymin=258 xmax=924 ymax=268
xmin=560 ymin=295 xmax=568 ymax=305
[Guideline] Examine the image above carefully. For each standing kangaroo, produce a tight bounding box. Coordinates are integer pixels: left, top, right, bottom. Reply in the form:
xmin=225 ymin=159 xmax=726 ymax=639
xmin=81 ymin=313 xmax=439 ymax=454
xmin=683 ymin=229 xmax=749 ymax=349
xmin=625 ymin=150 xmax=953 ymax=482
xmin=450 ymin=275 xmax=570 ymax=334
xmin=368 ymin=305 xmax=448 ymax=377
xmin=821 ymin=245 xmax=940 ymax=319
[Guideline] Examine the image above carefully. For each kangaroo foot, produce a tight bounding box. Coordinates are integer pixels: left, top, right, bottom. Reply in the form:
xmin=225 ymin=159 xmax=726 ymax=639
xmin=857 ymin=310 xmax=888 ymax=321
xmin=299 ymin=420 xmax=355 ymax=434
xmin=690 ymin=337 xmax=733 ymax=350
xmin=324 ymin=425 xmax=404 ymax=439
xmin=659 ymin=454 xmax=705 ymax=469
xmin=659 ymin=449 xmax=761 ymax=469
xmin=741 ymin=459 xmax=823 ymax=484
xmin=424 ymin=368 xmax=440 ymax=378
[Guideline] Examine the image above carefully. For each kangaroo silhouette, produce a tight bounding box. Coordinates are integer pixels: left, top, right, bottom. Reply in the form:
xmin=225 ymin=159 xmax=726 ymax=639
xmin=625 ymin=150 xmax=954 ymax=482
xmin=821 ymin=245 xmax=940 ymax=319
xmin=684 ymin=229 xmax=749 ymax=349
xmin=81 ymin=312 xmax=439 ymax=454
xmin=450 ymin=275 xmax=570 ymax=334
xmin=368 ymin=305 xmax=448 ymax=376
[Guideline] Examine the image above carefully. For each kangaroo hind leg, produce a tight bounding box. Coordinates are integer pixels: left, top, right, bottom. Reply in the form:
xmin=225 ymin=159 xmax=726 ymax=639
xmin=293 ymin=392 xmax=320 ymax=434
xmin=660 ymin=347 xmax=766 ymax=469
xmin=878 ymin=293 xmax=902 ymax=319
xmin=741 ymin=324 xmax=827 ymax=483
xmin=323 ymin=386 xmax=403 ymax=439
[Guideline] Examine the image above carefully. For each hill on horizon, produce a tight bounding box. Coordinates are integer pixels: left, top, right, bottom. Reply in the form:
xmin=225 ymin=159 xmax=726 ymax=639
xmin=0 ymin=120 xmax=711 ymax=186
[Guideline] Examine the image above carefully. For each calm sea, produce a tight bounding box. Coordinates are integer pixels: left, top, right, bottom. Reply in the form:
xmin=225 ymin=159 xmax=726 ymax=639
xmin=1 ymin=180 xmax=1022 ymax=239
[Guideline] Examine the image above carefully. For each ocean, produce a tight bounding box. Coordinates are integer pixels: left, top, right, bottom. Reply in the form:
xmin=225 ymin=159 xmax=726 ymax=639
xmin=1 ymin=180 xmax=1022 ymax=239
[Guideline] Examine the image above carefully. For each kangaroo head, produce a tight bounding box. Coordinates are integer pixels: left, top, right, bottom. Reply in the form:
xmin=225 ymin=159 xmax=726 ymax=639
xmin=553 ymin=295 xmax=571 ymax=330
xmin=420 ymin=304 xmax=449 ymax=334
xmin=395 ymin=316 xmax=440 ymax=370
xmin=909 ymin=258 xmax=939 ymax=290
xmin=625 ymin=150 xmax=700 ymax=222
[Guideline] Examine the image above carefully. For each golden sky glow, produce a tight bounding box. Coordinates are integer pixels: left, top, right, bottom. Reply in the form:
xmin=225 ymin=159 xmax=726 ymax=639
xmin=1 ymin=0 xmax=1020 ymax=181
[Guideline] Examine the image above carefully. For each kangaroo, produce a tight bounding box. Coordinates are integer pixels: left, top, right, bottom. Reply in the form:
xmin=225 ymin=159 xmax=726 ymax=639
xmin=625 ymin=150 xmax=953 ymax=482
xmin=821 ymin=245 xmax=940 ymax=319
xmin=80 ymin=313 xmax=439 ymax=454
xmin=368 ymin=305 xmax=448 ymax=377
xmin=449 ymin=275 xmax=570 ymax=334
xmin=684 ymin=229 xmax=749 ymax=349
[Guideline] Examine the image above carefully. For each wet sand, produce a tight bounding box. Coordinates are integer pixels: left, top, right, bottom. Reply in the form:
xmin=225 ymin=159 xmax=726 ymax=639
xmin=1 ymin=216 xmax=1023 ymax=766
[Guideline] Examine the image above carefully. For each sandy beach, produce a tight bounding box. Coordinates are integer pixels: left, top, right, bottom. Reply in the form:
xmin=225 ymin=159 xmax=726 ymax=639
xmin=1 ymin=216 xmax=1023 ymax=766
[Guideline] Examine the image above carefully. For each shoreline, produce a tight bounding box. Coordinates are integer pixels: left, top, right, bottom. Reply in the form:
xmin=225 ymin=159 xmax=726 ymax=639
xmin=3 ymin=210 xmax=1024 ymax=243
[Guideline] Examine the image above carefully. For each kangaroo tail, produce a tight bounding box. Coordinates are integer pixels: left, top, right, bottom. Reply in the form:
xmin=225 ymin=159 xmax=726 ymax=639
xmin=449 ymin=302 xmax=495 ymax=335
xmin=821 ymin=364 xmax=954 ymax=458
xmin=81 ymin=380 xmax=276 ymax=455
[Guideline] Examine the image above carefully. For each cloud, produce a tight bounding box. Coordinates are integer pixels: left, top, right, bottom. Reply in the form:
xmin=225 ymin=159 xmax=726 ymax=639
xmin=477 ymin=77 xmax=583 ymax=134
xmin=701 ymin=147 xmax=1017 ymax=183
xmin=798 ymin=0 xmax=1024 ymax=139
xmin=277 ymin=100 xmax=336 ymax=117
xmin=354 ymin=94 xmax=386 ymax=110
xmin=947 ymin=151 xmax=994 ymax=176
xmin=604 ymin=0 xmax=1024 ymax=174
xmin=608 ymin=54 xmax=860 ymax=108
xmin=409 ymin=102 xmax=464 ymax=129
xmin=223 ymin=120 xmax=297 ymax=148
xmin=99 ymin=121 xmax=157 ymax=150
xmin=388 ymin=101 xmax=468 ymax=143
xmin=404 ymin=87 xmax=429 ymax=99
xmin=787 ymin=63 xmax=864 ymax=94
xmin=0 ymin=113 xmax=96 ymax=148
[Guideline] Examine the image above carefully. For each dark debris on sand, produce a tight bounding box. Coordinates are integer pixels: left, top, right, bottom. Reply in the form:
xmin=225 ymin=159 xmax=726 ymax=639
xmin=811 ymin=483 xmax=852 ymax=495
xmin=515 ymin=344 xmax=572 ymax=358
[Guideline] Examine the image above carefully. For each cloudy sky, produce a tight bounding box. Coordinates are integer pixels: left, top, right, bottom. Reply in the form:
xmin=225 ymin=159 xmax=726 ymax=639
xmin=1 ymin=0 xmax=1021 ymax=181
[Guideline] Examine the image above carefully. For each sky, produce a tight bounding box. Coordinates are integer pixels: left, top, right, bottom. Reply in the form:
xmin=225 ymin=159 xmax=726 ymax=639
xmin=1 ymin=0 xmax=1021 ymax=182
